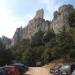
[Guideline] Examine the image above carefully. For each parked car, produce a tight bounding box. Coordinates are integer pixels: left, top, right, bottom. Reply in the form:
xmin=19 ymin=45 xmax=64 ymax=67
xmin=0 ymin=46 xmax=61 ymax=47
xmin=4 ymin=65 xmax=20 ymax=75
xmin=50 ymin=67 xmax=55 ymax=74
xmin=0 ymin=67 xmax=9 ymax=75
xmin=72 ymin=70 xmax=75 ymax=75
xmin=50 ymin=65 xmax=62 ymax=75
xmin=60 ymin=63 xmax=75 ymax=75
xmin=53 ymin=65 xmax=62 ymax=75
xmin=11 ymin=63 xmax=28 ymax=75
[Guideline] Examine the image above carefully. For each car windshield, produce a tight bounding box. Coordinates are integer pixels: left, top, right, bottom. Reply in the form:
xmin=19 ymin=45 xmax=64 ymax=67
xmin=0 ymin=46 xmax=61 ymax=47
xmin=54 ymin=65 xmax=61 ymax=69
xmin=60 ymin=65 xmax=70 ymax=71
xmin=72 ymin=70 xmax=75 ymax=75
xmin=13 ymin=63 xmax=24 ymax=65
xmin=12 ymin=63 xmax=25 ymax=71
xmin=0 ymin=67 xmax=4 ymax=72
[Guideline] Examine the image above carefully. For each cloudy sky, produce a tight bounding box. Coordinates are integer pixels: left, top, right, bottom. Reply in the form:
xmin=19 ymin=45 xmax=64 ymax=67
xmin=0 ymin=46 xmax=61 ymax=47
xmin=0 ymin=0 xmax=75 ymax=38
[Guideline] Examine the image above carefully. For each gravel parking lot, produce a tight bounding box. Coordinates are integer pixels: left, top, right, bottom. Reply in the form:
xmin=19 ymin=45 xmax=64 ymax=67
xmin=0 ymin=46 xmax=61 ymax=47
xmin=25 ymin=67 xmax=52 ymax=75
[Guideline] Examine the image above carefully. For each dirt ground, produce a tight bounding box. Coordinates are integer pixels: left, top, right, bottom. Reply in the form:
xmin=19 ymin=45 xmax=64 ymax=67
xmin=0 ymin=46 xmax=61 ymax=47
xmin=24 ymin=59 xmax=64 ymax=75
xmin=25 ymin=67 xmax=52 ymax=75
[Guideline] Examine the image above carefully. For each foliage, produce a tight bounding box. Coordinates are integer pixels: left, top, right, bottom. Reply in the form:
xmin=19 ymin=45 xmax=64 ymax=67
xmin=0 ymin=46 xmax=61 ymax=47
xmin=21 ymin=48 xmax=33 ymax=66
xmin=43 ymin=30 xmax=55 ymax=43
xmin=69 ymin=49 xmax=75 ymax=58
xmin=41 ymin=48 xmax=52 ymax=64
xmin=0 ymin=39 xmax=5 ymax=49
xmin=0 ymin=40 xmax=14 ymax=66
xmin=31 ymin=30 xmax=44 ymax=47
xmin=69 ymin=10 xmax=75 ymax=27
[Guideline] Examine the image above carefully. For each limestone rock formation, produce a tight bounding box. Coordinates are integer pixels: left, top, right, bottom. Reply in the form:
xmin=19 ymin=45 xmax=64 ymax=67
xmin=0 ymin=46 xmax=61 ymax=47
xmin=21 ymin=9 xmax=50 ymax=40
xmin=34 ymin=8 xmax=44 ymax=19
xmin=11 ymin=8 xmax=50 ymax=46
xmin=11 ymin=27 xmax=23 ymax=46
xmin=50 ymin=4 xmax=74 ymax=34
xmin=11 ymin=4 xmax=74 ymax=46
xmin=1 ymin=36 xmax=11 ymax=49
xmin=22 ymin=18 xmax=50 ymax=39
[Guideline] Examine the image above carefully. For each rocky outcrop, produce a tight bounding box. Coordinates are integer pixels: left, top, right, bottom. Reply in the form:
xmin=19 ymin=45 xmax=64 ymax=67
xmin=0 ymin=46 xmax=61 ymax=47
xmin=22 ymin=18 xmax=50 ymax=39
xmin=34 ymin=8 xmax=44 ymax=19
xmin=11 ymin=9 xmax=50 ymax=46
xmin=22 ymin=9 xmax=50 ymax=40
xmin=1 ymin=36 xmax=11 ymax=49
xmin=50 ymin=4 xmax=74 ymax=34
xmin=11 ymin=27 xmax=23 ymax=46
xmin=11 ymin=4 xmax=74 ymax=46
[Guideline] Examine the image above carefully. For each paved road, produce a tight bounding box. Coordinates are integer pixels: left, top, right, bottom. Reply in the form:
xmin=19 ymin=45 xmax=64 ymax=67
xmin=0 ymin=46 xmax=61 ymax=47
xmin=25 ymin=67 xmax=52 ymax=75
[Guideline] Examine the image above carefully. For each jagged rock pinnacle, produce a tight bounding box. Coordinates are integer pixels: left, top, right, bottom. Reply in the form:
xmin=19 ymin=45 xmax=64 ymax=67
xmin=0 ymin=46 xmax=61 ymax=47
xmin=34 ymin=8 xmax=44 ymax=19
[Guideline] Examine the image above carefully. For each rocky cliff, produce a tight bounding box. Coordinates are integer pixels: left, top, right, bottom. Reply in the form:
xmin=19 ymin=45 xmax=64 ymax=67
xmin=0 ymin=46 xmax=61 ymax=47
xmin=11 ymin=4 xmax=74 ymax=46
xmin=50 ymin=4 xmax=74 ymax=34
xmin=1 ymin=36 xmax=11 ymax=49
xmin=11 ymin=8 xmax=50 ymax=46
xmin=11 ymin=27 xmax=23 ymax=46
xmin=22 ymin=8 xmax=50 ymax=40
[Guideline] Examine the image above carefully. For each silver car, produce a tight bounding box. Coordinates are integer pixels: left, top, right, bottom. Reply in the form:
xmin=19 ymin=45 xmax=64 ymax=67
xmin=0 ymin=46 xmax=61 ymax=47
xmin=60 ymin=64 xmax=75 ymax=75
xmin=72 ymin=70 xmax=75 ymax=75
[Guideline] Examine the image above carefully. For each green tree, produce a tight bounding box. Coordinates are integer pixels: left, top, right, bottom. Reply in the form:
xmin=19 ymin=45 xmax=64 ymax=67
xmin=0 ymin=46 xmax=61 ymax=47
xmin=14 ymin=39 xmax=30 ymax=61
xmin=69 ymin=49 xmax=75 ymax=59
xmin=32 ymin=46 xmax=45 ymax=65
xmin=0 ymin=40 xmax=14 ymax=66
xmin=43 ymin=30 xmax=55 ymax=43
xmin=55 ymin=32 xmax=74 ymax=59
xmin=69 ymin=10 xmax=75 ymax=27
xmin=41 ymin=48 xmax=52 ymax=64
xmin=21 ymin=48 xmax=33 ymax=66
xmin=31 ymin=30 xmax=44 ymax=47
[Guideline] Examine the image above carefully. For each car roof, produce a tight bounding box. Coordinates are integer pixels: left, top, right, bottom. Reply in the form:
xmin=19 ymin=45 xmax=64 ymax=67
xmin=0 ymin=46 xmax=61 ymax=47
xmin=60 ymin=64 xmax=70 ymax=70
xmin=0 ymin=67 xmax=4 ymax=69
xmin=12 ymin=63 xmax=24 ymax=66
xmin=4 ymin=65 xmax=16 ymax=67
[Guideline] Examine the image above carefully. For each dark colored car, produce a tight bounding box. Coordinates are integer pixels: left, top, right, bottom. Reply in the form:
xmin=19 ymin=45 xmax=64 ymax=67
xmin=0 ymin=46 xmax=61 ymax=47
xmin=4 ymin=65 xmax=20 ymax=75
xmin=11 ymin=63 xmax=28 ymax=75
xmin=60 ymin=63 xmax=75 ymax=75
xmin=0 ymin=67 xmax=9 ymax=75
xmin=50 ymin=65 xmax=62 ymax=75
xmin=54 ymin=65 xmax=62 ymax=75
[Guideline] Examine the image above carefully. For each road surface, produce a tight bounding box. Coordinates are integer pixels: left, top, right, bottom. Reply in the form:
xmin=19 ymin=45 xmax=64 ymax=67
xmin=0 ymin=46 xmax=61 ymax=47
xmin=25 ymin=67 xmax=52 ymax=75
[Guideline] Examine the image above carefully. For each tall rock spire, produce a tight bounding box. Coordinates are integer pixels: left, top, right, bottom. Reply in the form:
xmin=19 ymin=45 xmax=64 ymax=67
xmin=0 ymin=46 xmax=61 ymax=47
xmin=35 ymin=8 xmax=44 ymax=19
